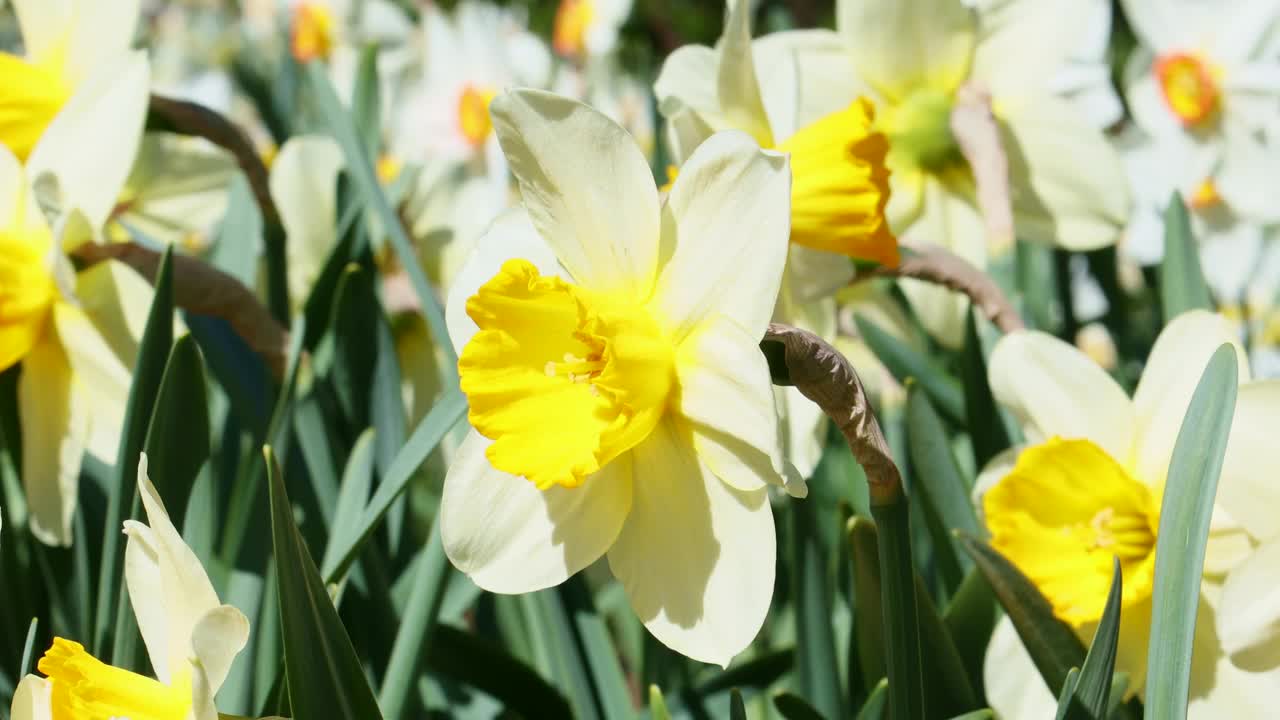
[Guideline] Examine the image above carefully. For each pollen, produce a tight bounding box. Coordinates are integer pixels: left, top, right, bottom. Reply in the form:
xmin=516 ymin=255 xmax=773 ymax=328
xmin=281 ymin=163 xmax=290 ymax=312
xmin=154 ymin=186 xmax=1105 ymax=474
xmin=1155 ymin=51 xmax=1221 ymax=127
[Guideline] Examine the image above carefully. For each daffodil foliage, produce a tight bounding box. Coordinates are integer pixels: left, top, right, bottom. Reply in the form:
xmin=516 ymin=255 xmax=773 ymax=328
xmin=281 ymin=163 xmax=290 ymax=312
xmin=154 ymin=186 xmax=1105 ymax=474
xmin=2 ymin=1 xmax=1280 ymax=720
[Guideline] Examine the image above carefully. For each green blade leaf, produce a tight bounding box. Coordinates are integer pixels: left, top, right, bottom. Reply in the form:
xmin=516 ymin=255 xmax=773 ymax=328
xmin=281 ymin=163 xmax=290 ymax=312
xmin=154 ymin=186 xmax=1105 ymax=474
xmin=1055 ymin=668 xmax=1082 ymax=720
xmin=869 ymin=498 xmax=925 ymax=720
xmin=849 ymin=516 xmax=886 ymax=693
xmin=960 ymin=310 xmax=1014 ymax=468
xmin=142 ymin=335 xmax=212 ymax=530
xmin=266 ymin=445 xmax=384 ymax=720
xmin=560 ymin=575 xmax=635 ymax=720
xmin=791 ymin=496 xmax=846 ymax=719
xmin=855 ymin=314 xmax=965 ymax=423
xmin=1144 ymin=344 xmax=1238 ymax=720
xmin=94 ymin=245 xmax=175 ymax=656
xmin=18 ymin=618 xmax=37 ymax=677
xmin=956 ymin=533 xmax=1086 ymax=696
xmin=321 ymin=389 xmax=467 ymax=583
xmin=1064 ymin=558 xmax=1122 ymax=720
xmin=773 ymin=691 xmax=826 ymax=720
xmin=351 ymin=44 xmax=382 ymax=157
xmin=649 ymin=685 xmax=673 ymax=720
xmin=426 ymin=624 xmax=573 ymax=717
xmin=905 ymin=383 xmax=979 ymax=566
xmin=730 ymin=689 xmax=747 ymax=720
xmin=1159 ymin=193 xmax=1214 ymax=321
xmin=855 ymin=679 xmax=888 ymax=720
xmin=377 ymin=528 xmax=452 ymax=720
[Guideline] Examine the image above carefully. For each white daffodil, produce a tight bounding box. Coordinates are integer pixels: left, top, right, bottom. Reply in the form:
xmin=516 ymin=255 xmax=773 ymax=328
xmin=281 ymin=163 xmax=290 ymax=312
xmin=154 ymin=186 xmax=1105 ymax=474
xmin=663 ymin=0 xmax=1127 ymax=346
xmin=287 ymin=0 xmax=413 ymax=66
xmin=554 ymin=61 xmax=657 ymax=162
xmin=654 ymin=0 xmax=897 ymax=477
xmin=975 ymin=310 xmax=1280 ymax=718
xmin=551 ymin=0 xmax=632 ymax=61
xmin=441 ymin=88 xmax=791 ymax=666
xmin=113 ymin=134 xmax=239 ymax=253
xmin=0 ymin=44 xmax=154 ymax=545
xmin=1121 ymin=0 xmax=1280 ymax=227
xmin=9 ymin=455 xmax=250 ymax=720
xmin=392 ymin=1 xmax=552 ymax=178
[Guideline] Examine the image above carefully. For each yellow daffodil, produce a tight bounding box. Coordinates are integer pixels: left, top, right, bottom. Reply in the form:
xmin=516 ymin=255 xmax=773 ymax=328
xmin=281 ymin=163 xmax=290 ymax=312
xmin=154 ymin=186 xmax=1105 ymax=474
xmin=975 ymin=311 xmax=1280 ymax=717
xmin=551 ymin=0 xmax=632 ymax=60
xmin=440 ymin=89 xmax=792 ymax=665
xmin=654 ymin=0 xmax=896 ymax=478
xmin=0 ymin=95 xmax=156 ymax=546
xmin=9 ymin=455 xmax=251 ymax=720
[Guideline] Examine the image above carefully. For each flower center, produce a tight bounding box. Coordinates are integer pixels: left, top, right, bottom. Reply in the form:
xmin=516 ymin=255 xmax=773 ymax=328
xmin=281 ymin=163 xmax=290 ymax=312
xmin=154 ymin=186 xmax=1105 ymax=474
xmin=458 ymin=85 xmax=497 ymax=147
xmin=1155 ymin=52 xmax=1220 ymax=127
xmin=778 ymin=98 xmax=899 ymax=267
xmin=0 ymin=50 xmax=71 ymax=161
xmin=553 ymin=0 xmax=595 ymax=57
xmin=0 ymin=218 xmax=56 ymax=372
xmin=1187 ymin=177 xmax=1221 ymax=211
xmin=983 ymin=437 xmax=1160 ymax=626
xmin=878 ymin=87 xmax=963 ymax=175
xmin=459 ymin=259 xmax=675 ymax=489
xmin=291 ymin=2 xmax=337 ymax=63
xmin=39 ymin=638 xmax=191 ymax=720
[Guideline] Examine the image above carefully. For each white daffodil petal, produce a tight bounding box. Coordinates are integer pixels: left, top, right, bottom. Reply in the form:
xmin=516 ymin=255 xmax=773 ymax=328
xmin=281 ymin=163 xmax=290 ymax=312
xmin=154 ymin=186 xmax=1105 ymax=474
xmin=63 ymin=0 xmax=142 ymax=84
xmin=674 ymin=317 xmax=783 ymax=492
xmin=122 ymin=520 xmax=170 ymax=681
xmin=777 ymin=384 xmax=826 ymax=481
xmin=27 ymin=50 xmax=149 ymax=240
xmin=11 ymin=0 xmax=71 ymax=64
xmin=490 ymin=89 xmax=661 ymax=299
xmin=987 ymin=329 xmax=1135 ymax=458
xmin=9 ymin=674 xmax=52 ymax=720
xmin=983 ymin=617 xmax=1058 ymax=719
xmin=444 ymin=209 xmax=565 ymax=354
xmin=18 ymin=329 xmax=83 ymax=547
xmin=1218 ymin=537 xmax=1280 ymax=670
xmin=607 ymin=420 xmax=774 ymax=667
xmin=1131 ymin=310 xmax=1248 ymax=486
xmin=188 ymin=659 xmax=218 ymax=720
xmin=440 ymin=430 xmax=632 ymax=594
xmin=971 ymin=0 xmax=1089 ymax=97
xmin=752 ymin=30 xmax=875 ymax=138
xmin=998 ymin=95 xmax=1128 ymax=251
xmin=53 ymin=304 xmax=130 ymax=468
xmin=125 ymin=455 xmax=223 ymax=683
xmin=654 ymin=45 xmax=720 ymax=125
xmin=1187 ymin=601 xmax=1280 ymax=716
xmin=837 ymin=0 xmax=976 ymax=101
xmin=190 ymin=604 xmax=251 ymax=695
xmin=1217 ymin=381 xmax=1280 ymax=541
xmin=652 ymin=131 xmax=789 ymax=342
xmin=714 ymin=0 xmax=773 ymax=147
xmin=75 ymin=259 xmax=151 ymax=368
xmin=664 ymin=106 xmax=718 ymax=167
xmin=269 ymin=135 xmax=346 ymax=307
xmin=119 ymin=134 xmax=238 ymax=250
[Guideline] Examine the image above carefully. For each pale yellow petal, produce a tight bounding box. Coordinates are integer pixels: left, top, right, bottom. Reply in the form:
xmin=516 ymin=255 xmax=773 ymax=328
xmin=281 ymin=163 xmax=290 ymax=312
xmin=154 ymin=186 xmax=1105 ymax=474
xmin=269 ymin=135 xmax=345 ymax=308
xmin=9 ymin=674 xmax=52 ymax=720
xmin=837 ymin=0 xmax=976 ymax=101
xmin=54 ymin=302 xmax=131 ymax=464
xmin=190 ymin=604 xmax=251 ymax=695
xmin=1215 ymin=381 xmax=1280 ymax=541
xmin=1217 ymin=537 xmax=1280 ymax=670
xmin=18 ymin=327 xmax=82 ymax=546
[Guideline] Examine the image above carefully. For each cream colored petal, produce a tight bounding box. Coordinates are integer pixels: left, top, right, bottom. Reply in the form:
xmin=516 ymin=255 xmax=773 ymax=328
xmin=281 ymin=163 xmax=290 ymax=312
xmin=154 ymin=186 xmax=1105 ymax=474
xmin=18 ymin=327 xmax=83 ymax=547
xmin=489 ymin=89 xmax=661 ymax=299
xmin=837 ymin=0 xmax=976 ymax=101
xmin=713 ymin=0 xmax=773 ymax=147
xmin=1203 ymin=503 xmax=1256 ymax=578
xmin=752 ymin=30 xmax=875 ymax=140
xmin=124 ymin=454 xmax=223 ymax=683
xmin=663 ymin=106 xmax=718 ymax=166
xmin=1217 ymin=537 xmax=1280 ymax=670
xmin=987 ymin=329 xmax=1135 ymax=459
xmin=777 ymin=384 xmax=826 ymax=481
xmin=1131 ymin=311 xmax=1249 ymax=487
xmin=654 ymin=45 xmax=719 ymax=123
xmin=269 ymin=135 xmax=346 ymax=308
xmin=9 ymin=674 xmax=52 ymax=720
xmin=1187 ymin=597 xmax=1280 ymax=717
xmin=27 ymin=50 xmax=150 ymax=241
xmin=11 ymin=0 xmax=71 ymax=64
xmin=117 ymin=134 xmax=237 ymax=250
xmin=982 ymin=617 xmax=1058 ymax=719
xmin=998 ymin=95 xmax=1128 ymax=251
xmin=896 ymin=180 xmax=984 ymax=349
xmin=651 ymin=131 xmax=790 ymax=343
xmin=188 ymin=659 xmax=218 ymax=720
xmin=61 ymin=0 xmax=142 ymax=85
xmin=190 ymin=604 xmax=251 ymax=695
xmin=1216 ymin=381 xmax=1280 ymax=541
xmin=54 ymin=303 xmax=130 ymax=465
xmin=971 ymin=0 xmax=1090 ymax=97
xmin=607 ymin=420 xmax=774 ymax=667
xmin=440 ymin=429 xmax=633 ymax=594
xmin=443 ymin=209 xmax=565 ymax=354
xmin=673 ymin=317 xmax=783 ymax=493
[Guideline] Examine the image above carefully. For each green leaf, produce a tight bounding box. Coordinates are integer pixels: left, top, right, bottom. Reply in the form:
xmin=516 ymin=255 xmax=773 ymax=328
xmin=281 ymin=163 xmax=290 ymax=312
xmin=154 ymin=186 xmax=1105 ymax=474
xmin=519 ymin=590 xmax=601 ymax=720
xmin=142 ymin=335 xmax=211 ymax=530
xmin=1055 ymin=668 xmax=1082 ymax=720
xmin=649 ymin=685 xmax=673 ymax=720
xmin=947 ymin=711 xmax=995 ymax=719
xmin=730 ymin=689 xmax=747 ymax=720
xmin=304 ymin=63 xmax=457 ymax=382
xmin=94 ymin=245 xmax=175 ymax=656
xmin=352 ymin=44 xmax=382 ymax=157
xmin=1159 ymin=193 xmax=1214 ymax=321
xmin=266 ymin=445 xmax=385 ymax=720
xmin=773 ymin=691 xmax=826 ymax=720
xmin=695 ymin=647 xmax=795 ymax=696
xmin=18 ymin=618 xmax=37 ymax=677
xmin=560 ymin=575 xmax=635 ymax=720
xmin=855 ymin=679 xmax=888 ymax=720
xmin=791 ymin=496 xmax=846 ymax=719
xmin=377 ymin=528 xmax=452 ymax=720
xmin=1062 ymin=559 xmax=1122 ymax=720
xmin=905 ymin=384 xmax=979 ymax=568
xmin=1144 ymin=345 xmax=1238 ymax=720
xmin=321 ymin=388 xmax=467 ymax=583
xmin=319 ymin=430 xmax=375 ymax=575
xmin=855 ymin=314 xmax=965 ymax=423
xmin=426 ymin=624 xmax=573 ymax=717
xmin=848 ymin=516 xmax=886 ymax=693
xmin=960 ymin=310 xmax=1014 ymax=468
xmin=956 ymin=533 xmax=1085 ymax=696
xmin=329 ymin=264 xmax=378 ymax=427
xmin=869 ymin=498 xmax=925 ymax=720
xmin=943 ymin=569 xmax=998 ymax=701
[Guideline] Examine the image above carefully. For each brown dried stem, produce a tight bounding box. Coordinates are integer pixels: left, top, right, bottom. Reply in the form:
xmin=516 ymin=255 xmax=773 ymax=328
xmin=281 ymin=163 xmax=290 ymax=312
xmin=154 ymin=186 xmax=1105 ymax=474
xmin=855 ymin=238 xmax=1025 ymax=334
xmin=763 ymin=323 xmax=904 ymax=505
xmin=72 ymin=242 xmax=290 ymax=379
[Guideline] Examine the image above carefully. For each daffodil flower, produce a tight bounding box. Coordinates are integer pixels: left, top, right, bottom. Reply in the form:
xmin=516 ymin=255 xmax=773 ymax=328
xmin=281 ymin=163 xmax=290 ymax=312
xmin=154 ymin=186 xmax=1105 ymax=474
xmin=392 ymin=2 xmax=551 ymax=178
xmin=1121 ymin=0 xmax=1280 ymax=226
xmin=8 ymin=455 xmax=250 ymax=720
xmin=551 ymin=0 xmax=633 ymax=60
xmin=0 ymin=48 xmax=155 ymax=545
xmin=974 ymin=310 xmax=1280 ymax=717
xmin=440 ymin=88 xmax=791 ymax=665
xmin=287 ymin=0 xmax=413 ymax=64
